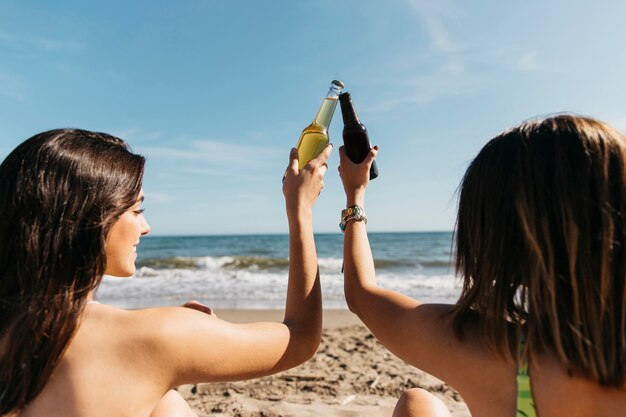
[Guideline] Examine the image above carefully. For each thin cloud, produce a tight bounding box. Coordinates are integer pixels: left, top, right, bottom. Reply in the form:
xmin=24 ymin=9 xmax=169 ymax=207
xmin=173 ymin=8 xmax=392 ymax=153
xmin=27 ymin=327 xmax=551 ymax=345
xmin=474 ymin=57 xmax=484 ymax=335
xmin=0 ymin=70 xmax=29 ymax=101
xmin=404 ymin=0 xmax=463 ymax=54
xmin=418 ymin=11 xmax=454 ymax=53
xmin=354 ymin=3 xmax=564 ymax=113
xmin=179 ymin=167 xmax=269 ymax=182
xmin=350 ymin=0 xmax=477 ymax=111
xmin=518 ymin=51 xmax=539 ymax=72
xmin=0 ymin=31 xmax=85 ymax=53
xmin=140 ymin=139 xmax=282 ymax=167
xmin=144 ymin=191 xmax=175 ymax=204
xmin=513 ymin=50 xmax=562 ymax=73
xmin=363 ymin=59 xmax=483 ymax=112
xmin=111 ymin=127 xmax=164 ymax=144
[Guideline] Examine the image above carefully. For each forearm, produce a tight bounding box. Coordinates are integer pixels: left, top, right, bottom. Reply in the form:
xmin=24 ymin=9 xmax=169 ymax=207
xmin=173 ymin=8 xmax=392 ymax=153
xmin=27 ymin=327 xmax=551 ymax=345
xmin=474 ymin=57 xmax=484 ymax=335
xmin=343 ymin=209 xmax=425 ymax=352
xmin=283 ymin=208 xmax=322 ymax=346
xmin=279 ymin=144 xmax=330 ymax=356
xmin=343 ymin=192 xmax=378 ymax=312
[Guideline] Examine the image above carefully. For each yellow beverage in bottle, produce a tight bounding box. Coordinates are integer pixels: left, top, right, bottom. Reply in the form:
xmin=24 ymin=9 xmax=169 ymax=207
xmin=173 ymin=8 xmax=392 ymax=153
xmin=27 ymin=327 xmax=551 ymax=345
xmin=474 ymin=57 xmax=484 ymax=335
xmin=295 ymin=131 xmax=329 ymax=170
xmin=295 ymin=81 xmax=343 ymax=169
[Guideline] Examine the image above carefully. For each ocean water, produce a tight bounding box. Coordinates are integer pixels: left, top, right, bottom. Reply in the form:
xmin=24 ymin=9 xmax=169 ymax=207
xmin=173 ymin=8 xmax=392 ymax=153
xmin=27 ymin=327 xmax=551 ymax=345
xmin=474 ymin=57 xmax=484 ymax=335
xmin=95 ymin=232 xmax=461 ymax=309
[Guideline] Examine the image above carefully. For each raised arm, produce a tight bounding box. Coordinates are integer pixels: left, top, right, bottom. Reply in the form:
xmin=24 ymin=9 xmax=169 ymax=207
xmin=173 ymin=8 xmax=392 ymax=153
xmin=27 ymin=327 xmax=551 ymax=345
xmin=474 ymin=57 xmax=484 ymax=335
xmin=281 ymin=144 xmax=329 ymax=352
xmin=338 ymin=145 xmax=420 ymax=332
xmin=132 ymin=145 xmax=332 ymax=388
xmin=338 ymin=146 xmax=474 ymax=383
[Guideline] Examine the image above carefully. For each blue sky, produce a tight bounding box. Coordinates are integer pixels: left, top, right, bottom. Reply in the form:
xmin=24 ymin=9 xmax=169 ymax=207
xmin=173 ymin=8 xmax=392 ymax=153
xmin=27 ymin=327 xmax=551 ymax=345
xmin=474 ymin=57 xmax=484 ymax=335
xmin=1 ymin=0 xmax=625 ymax=235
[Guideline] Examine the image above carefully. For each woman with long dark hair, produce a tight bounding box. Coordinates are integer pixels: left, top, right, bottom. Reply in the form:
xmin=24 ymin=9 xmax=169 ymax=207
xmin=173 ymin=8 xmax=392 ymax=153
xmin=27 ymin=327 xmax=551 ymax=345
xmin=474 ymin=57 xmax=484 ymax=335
xmin=339 ymin=115 xmax=626 ymax=416
xmin=0 ymin=129 xmax=330 ymax=416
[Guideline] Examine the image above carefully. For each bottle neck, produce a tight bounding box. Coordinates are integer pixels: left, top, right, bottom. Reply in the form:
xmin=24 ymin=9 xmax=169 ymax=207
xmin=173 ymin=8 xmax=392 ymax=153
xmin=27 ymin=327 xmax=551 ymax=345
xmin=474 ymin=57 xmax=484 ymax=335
xmin=339 ymin=93 xmax=361 ymax=125
xmin=312 ymin=82 xmax=343 ymax=129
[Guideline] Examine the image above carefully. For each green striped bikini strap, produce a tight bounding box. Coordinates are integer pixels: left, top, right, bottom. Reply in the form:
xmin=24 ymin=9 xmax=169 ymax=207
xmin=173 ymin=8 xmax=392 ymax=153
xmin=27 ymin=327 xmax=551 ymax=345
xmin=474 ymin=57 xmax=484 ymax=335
xmin=516 ymin=330 xmax=537 ymax=417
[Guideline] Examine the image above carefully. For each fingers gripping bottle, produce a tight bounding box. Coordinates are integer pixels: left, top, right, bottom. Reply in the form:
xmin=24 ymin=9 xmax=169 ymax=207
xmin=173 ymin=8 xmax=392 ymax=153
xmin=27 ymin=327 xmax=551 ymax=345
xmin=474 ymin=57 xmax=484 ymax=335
xmin=295 ymin=80 xmax=344 ymax=169
xmin=339 ymin=92 xmax=378 ymax=180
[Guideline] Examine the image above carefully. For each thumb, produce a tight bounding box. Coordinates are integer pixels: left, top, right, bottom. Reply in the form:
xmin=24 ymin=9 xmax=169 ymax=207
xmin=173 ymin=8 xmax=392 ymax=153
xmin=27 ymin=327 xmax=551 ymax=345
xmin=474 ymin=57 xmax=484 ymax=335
xmin=363 ymin=146 xmax=378 ymax=166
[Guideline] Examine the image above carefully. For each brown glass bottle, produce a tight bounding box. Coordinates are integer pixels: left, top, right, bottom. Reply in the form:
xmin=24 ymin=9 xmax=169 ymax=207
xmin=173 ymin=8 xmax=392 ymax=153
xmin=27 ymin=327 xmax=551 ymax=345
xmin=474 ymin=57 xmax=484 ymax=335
xmin=339 ymin=92 xmax=378 ymax=180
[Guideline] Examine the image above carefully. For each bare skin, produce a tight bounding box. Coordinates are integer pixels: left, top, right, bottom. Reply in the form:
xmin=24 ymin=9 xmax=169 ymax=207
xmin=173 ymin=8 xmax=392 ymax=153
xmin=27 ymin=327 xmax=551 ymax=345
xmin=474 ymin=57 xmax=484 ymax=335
xmin=392 ymin=389 xmax=451 ymax=417
xmin=149 ymin=390 xmax=198 ymax=417
xmin=339 ymin=146 xmax=626 ymax=417
xmin=20 ymin=146 xmax=331 ymax=417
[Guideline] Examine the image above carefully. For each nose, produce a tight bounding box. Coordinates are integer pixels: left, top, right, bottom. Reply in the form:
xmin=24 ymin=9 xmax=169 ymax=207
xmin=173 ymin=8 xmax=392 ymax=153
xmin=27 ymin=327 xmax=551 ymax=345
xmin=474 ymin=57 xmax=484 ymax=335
xmin=141 ymin=216 xmax=151 ymax=236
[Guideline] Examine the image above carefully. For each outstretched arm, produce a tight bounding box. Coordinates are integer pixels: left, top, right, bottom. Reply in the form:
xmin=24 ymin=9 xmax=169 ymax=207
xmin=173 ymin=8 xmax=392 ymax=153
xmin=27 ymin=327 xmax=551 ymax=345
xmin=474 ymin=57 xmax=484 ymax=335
xmin=132 ymin=145 xmax=331 ymax=388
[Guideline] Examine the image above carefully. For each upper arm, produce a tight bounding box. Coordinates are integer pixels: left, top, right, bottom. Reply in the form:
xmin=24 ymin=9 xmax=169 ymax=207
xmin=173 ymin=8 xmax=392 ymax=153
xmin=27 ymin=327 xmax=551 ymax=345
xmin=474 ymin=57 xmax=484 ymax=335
xmin=349 ymin=287 xmax=499 ymax=390
xmin=131 ymin=306 xmax=317 ymax=388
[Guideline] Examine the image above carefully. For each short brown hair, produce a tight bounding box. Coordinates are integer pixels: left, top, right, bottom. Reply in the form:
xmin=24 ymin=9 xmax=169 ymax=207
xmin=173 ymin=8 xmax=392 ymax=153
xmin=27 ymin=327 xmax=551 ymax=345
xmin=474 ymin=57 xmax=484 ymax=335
xmin=452 ymin=114 xmax=626 ymax=387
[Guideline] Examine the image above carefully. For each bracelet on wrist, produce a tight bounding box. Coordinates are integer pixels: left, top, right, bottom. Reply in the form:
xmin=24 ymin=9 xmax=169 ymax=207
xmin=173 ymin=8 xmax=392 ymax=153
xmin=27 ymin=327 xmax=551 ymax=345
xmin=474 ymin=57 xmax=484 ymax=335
xmin=339 ymin=205 xmax=367 ymax=232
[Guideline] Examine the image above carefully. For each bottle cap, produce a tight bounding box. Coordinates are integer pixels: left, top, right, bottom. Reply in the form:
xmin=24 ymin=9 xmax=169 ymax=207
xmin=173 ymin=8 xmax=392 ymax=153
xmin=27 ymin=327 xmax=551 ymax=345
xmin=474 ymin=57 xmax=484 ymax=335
xmin=331 ymin=80 xmax=345 ymax=88
xmin=339 ymin=92 xmax=352 ymax=103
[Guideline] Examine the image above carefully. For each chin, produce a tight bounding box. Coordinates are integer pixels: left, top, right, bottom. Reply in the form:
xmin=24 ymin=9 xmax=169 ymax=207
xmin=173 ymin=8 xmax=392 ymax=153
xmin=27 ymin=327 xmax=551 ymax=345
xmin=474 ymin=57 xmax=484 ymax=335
xmin=105 ymin=266 xmax=136 ymax=278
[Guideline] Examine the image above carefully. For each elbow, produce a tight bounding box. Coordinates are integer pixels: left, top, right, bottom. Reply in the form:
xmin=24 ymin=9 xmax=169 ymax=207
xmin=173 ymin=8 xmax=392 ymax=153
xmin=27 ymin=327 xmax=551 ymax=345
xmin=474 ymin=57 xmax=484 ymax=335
xmin=298 ymin=327 xmax=322 ymax=362
xmin=287 ymin=335 xmax=320 ymax=368
xmin=301 ymin=332 xmax=322 ymax=362
xmin=344 ymin=283 xmax=367 ymax=317
xmin=344 ymin=281 xmax=379 ymax=319
xmin=284 ymin=322 xmax=322 ymax=366
xmin=345 ymin=291 xmax=360 ymax=315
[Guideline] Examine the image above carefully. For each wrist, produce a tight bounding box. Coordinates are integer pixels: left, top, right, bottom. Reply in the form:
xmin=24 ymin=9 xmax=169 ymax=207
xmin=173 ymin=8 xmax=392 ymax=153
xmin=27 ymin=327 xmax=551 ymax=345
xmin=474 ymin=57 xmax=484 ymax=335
xmin=286 ymin=203 xmax=313 ymax=221
xmin=339 ymin=204 xmax=367 ymax=232
xmin=346 ymin=191 xmax=365 ymax=207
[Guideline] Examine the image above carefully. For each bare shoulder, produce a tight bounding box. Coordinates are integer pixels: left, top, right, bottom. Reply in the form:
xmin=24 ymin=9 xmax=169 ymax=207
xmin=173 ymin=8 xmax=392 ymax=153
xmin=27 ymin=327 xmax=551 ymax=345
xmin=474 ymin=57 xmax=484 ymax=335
xmin=21 ymin=305 xmax=206 ymax=417
xmin=79 ymin=303 xmax=176 ymax=344
xmin=80 ymin=302 xmax=219 ymax=339
xmin=75 ymin=304 xmax=176 ymax=374
xmin=78 ymin=303 xmax=221 ymax=361
xmin=380 ymin=303 xmax=517 ymax=405
xmin=82 ymin=303 xmax=310 ymax=387
xmin=371 ymin=303 xmax=482 ymax=364
xmin=74 ymin=304 xmax=222 ymax=389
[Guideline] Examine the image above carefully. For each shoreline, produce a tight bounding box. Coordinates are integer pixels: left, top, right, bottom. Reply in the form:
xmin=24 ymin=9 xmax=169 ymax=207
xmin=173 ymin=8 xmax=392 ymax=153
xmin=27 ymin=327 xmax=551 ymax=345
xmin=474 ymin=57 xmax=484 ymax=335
xmin=182 ymin=308 xmax=471 ymax=416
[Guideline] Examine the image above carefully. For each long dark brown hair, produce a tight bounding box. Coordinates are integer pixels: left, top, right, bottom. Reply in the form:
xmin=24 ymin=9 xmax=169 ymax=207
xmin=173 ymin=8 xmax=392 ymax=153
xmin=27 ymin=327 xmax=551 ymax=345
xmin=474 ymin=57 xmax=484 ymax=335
xmin=451 ymin=114 xmax=626 ymax=386
xmin=0 ymin=129 xmax=145 ymax=414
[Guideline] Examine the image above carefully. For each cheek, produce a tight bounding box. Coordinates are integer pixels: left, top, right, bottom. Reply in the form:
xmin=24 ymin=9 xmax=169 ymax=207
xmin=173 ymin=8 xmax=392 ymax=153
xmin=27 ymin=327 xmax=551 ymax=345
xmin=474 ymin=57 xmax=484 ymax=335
xmin=121 ymin=223 xmax=139 ymax=242
xmin=106 ymin=216 xmax=139 ymax=251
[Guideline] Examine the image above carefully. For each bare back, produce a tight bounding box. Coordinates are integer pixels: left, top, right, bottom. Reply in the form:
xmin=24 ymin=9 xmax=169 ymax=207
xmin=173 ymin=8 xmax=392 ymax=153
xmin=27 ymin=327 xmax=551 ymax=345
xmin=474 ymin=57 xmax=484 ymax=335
xmin=21 ymin=305 xmax=171 ymax=417
xmin=350 ymin=299 xmax=626 ymax=417
xmin=444 ymin=319 xmax=626 ymax=417
xmin=20 ymin=291 xmax=321 ymax=417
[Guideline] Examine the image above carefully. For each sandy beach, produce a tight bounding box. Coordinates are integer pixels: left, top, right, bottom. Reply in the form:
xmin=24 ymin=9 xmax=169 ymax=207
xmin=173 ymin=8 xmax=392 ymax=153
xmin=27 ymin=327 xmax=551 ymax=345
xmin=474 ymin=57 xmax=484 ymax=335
xmin=179 ymin=309 xmax=471 ymax=417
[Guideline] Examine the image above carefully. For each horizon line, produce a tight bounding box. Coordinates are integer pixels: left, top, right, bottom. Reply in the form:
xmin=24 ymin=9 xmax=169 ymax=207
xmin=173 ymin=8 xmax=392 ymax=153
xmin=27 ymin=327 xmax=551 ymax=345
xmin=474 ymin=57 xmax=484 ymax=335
xmin=144 ymin=230 xmax=455 ymax=238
